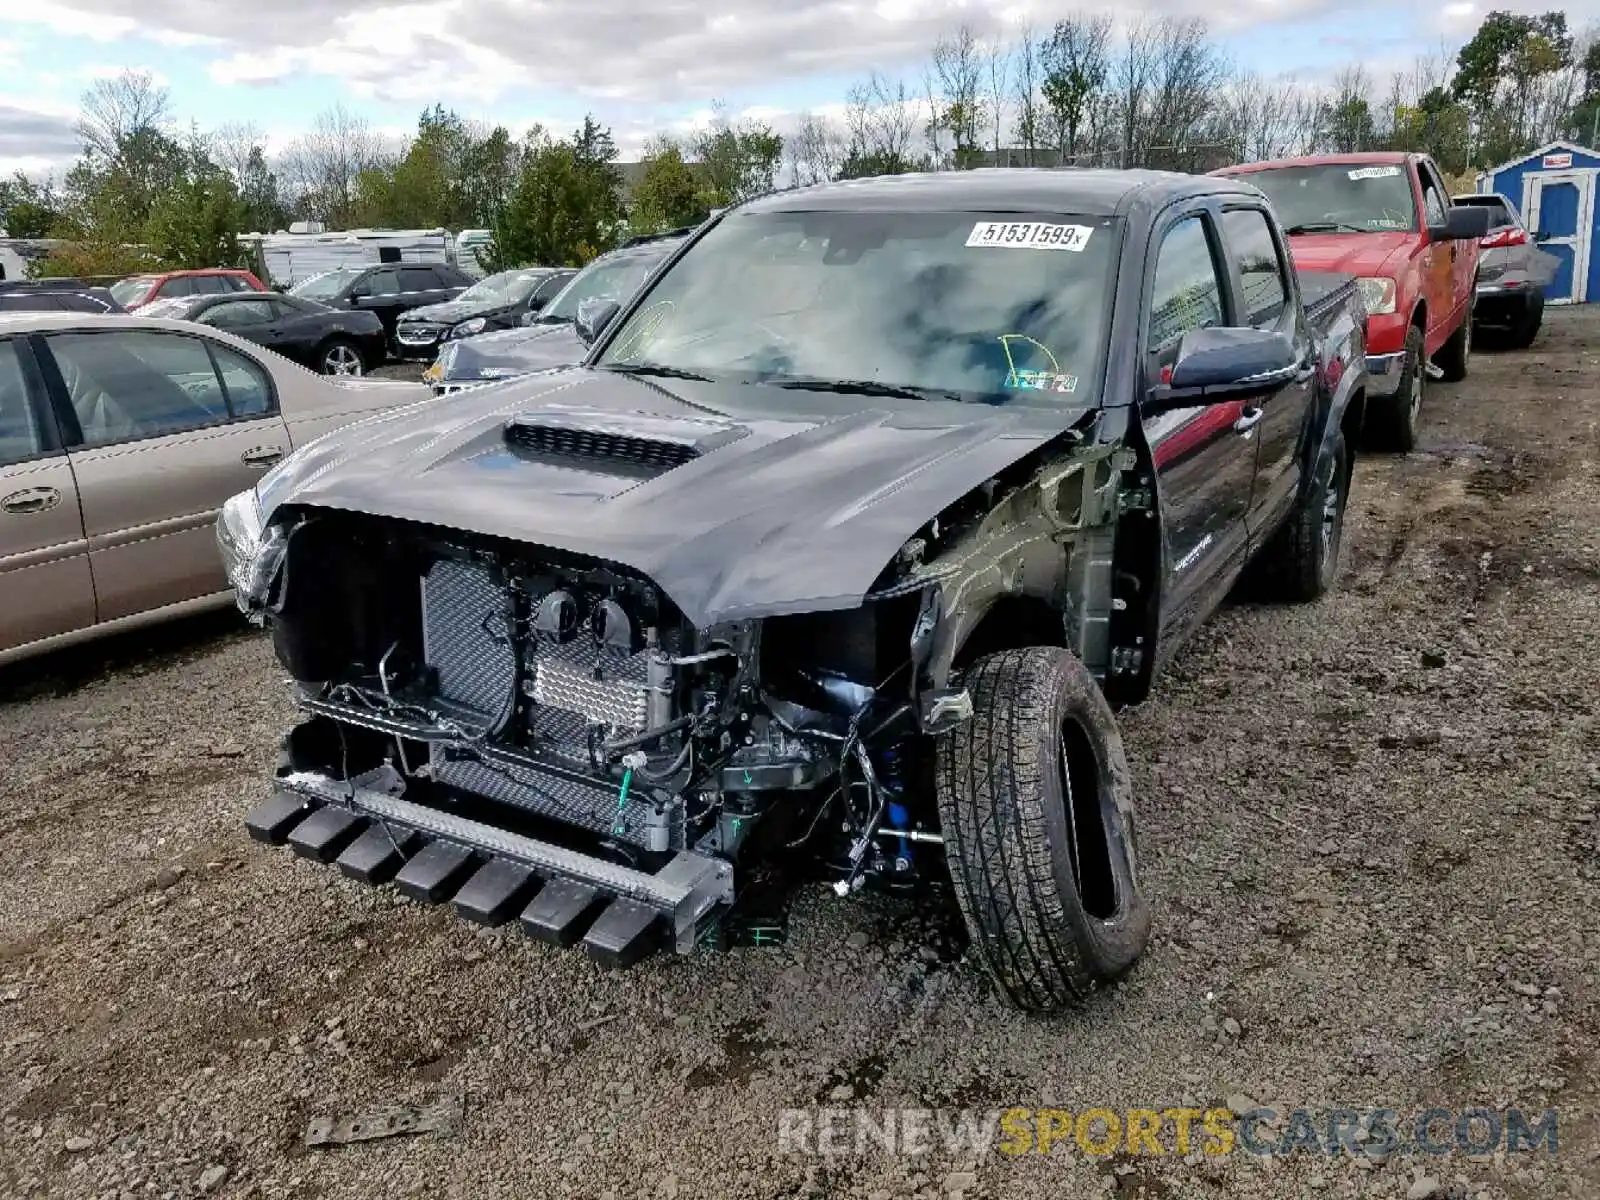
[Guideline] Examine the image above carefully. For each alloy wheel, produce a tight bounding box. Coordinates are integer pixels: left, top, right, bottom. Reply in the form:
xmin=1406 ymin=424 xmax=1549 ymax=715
xmin=322 ymin=345 xmax=364 ymax=376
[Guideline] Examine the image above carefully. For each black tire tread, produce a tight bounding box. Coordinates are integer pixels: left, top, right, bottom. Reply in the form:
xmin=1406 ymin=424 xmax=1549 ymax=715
xmin=1255 ymin=431 xmax=1347 ymax=603
xmin=1435 ymin=307 xmax=1471 ymax=382
xmin=934 ymin=647 xmax=1147 ymax=1011
xmin=1506 ymin=296 xmax=1543 ymax=350
xmin=1372 ymin=325 xmax=1425 ymax=453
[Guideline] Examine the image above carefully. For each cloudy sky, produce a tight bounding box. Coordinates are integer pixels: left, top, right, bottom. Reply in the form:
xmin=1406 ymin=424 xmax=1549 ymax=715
xmin=0 ymin=0 xmax=1587 ymax=179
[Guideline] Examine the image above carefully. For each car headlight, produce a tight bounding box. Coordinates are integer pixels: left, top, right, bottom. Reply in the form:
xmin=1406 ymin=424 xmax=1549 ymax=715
xmin=1355 ymin=277 xmax=1398 ymax=316
xmin=452 ymin=317 xmax=488 ymax=339
xmin=216 ymin=488 xmax=289 ymax=618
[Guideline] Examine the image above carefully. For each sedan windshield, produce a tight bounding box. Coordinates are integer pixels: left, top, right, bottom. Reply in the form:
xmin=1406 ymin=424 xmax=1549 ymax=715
xmin=290 ymin=268 xmax=363 ymax=301
xmin=1241 ymin=164 xmax=1417 ymax=234
xmin=140 ymin=298 xmax=196 ymax=320
xmin=457 ymin=269 xmax=545 ymax=305
xmin=110 ymin=276 xmax=157 ymax=306
xmin=595 ymin=210 xmax=1119 ymax=401
xmin=539 ymin=251 xmax=667 ymax=323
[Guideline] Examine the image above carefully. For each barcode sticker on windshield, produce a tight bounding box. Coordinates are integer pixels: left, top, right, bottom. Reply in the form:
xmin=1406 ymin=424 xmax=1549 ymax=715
xmin=967 ymin=222 xmax=1094 ymax=251
xmin=1347 ymin=166 xmax=1401 ymax=180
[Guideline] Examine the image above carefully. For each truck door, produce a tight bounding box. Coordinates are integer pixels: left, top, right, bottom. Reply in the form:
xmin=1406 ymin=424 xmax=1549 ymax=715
xmin=1417 ymin=167 xmax=1458 ymax=352
xmin=1140 ymin=211 xmax=1259 ymax=649
xmin=1218 ymin=205 xmax=1315 ymax=539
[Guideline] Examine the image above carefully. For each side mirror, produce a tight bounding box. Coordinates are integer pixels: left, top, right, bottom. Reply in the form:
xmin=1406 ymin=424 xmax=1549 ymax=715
xmin=1430 ymin=205 xmax=1491 ymax=242
xmin=575 ymin=298 xmax=619 ymax=346
xmin=1149 ymin=327 xmax=1299 ymax=412
xmin=1170 ymin=327 xmax=1297 ymax=390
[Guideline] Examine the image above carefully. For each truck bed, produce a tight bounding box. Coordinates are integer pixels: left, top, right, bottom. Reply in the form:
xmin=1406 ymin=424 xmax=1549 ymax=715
xmin=1299 ymin=270 xmax=1358 ymax=327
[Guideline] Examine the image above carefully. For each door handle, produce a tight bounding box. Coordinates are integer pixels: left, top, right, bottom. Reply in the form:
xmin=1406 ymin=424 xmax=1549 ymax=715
xmin=241 ymin=446 xmax=284 ymax=468
xmin=1233 ymin=406 xmax=1265 ymax=434
xmin=1 ymin=486 xmax=62 ymax=515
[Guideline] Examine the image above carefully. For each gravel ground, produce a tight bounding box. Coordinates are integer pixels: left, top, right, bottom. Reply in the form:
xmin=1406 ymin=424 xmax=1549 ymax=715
xmin=3 ymin=309 xmax=1599 ymax=1200
xmin=370 ymin=362 xmax=427 ymax=383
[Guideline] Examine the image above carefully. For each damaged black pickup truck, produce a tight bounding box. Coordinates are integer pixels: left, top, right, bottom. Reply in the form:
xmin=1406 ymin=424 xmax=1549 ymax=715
xmin=221 ymin=170 xmax=1366 ymax=1011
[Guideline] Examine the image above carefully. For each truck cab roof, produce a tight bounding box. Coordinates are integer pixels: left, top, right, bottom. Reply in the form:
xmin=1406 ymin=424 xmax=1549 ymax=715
xmin=742 ymin=168 xmax=1267 ymax=218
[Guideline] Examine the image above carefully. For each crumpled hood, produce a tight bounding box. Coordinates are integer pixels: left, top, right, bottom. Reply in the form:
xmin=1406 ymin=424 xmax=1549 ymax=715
xmin=439 ymin=321 xmax=585 ymax=379
xmin=398 ymin=298 xmax=508 ymax=325
xmin=257 ymin=368 xmax=1097 ymax=626
xmin=1287 ymin=232 xmax=1413 ymax=277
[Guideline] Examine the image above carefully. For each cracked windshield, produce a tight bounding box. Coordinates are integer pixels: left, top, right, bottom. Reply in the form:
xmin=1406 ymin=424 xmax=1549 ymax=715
xmin=597 ymin=209 xmax=1119 ymax=400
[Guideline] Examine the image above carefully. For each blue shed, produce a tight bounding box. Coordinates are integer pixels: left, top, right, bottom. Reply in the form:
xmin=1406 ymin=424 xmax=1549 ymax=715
xmin=1476 ymin=140 xmax=1600 ymax=304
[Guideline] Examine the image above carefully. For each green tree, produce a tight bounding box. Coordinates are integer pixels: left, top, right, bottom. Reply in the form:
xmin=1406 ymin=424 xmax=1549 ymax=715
xmin=691 ymin=108 xmax=784 ymax=206
xmin=0 ymin=173 xmax=60 ymax=238
xmin=486 ymin=117 xmax=624 ymax=270
xmin=1454 ymin=10 xmax=1574 ymax=163
xmin=1390 ymin=88 xmax=1472 ymax=175
xmin=629 ymin=138 xmax=707 ymax=234
xmin=146 ymin=155 xmax=245 ymax=270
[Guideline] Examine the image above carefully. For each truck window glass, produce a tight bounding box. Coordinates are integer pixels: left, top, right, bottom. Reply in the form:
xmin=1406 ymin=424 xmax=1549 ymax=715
xmin=1220 ymin=209 xmax=1289 ymax=328
xmin=1147 ymin=216 xmax=1225 ymax=354
xmin=598 ymin=210 xmax=1119 ymax=401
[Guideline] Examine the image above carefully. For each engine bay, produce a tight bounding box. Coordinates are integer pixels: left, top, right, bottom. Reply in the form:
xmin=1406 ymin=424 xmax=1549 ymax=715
xmin=267 ymin=509 xmax=940 ymax=899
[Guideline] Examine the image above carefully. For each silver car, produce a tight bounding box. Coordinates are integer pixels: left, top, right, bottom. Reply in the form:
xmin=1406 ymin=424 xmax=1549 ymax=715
xmin=1453 ymin=193 xmax=1560 ymax=348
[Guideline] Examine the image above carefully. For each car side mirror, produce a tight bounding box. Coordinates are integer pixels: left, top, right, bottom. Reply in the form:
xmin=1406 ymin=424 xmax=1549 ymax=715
xmin=1148 ymin=327 xmax=1299 ymax=413
xmin=1430 ymin=205 xmax=1491 ymax=242
xmin=575 ymin=298 xmax=619 ymax=346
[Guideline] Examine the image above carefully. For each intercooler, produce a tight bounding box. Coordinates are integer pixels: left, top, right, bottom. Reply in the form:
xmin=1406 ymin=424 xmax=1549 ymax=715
xmin=418 ymin=557 xmax=682 ymax=850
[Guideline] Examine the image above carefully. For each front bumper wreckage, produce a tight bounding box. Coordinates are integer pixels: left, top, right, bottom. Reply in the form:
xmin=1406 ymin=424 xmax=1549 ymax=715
xmin=247 ymin=768 xmax=734 ymax=966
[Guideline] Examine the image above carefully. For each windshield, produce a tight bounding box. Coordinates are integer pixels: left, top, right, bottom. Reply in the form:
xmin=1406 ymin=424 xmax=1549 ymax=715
xmin=1242 ymin=164 xmax=1417 ymax=234
xmin=457 ymin=269 xmax=545 ymax=305
xmin=110 ymin=276 xmax=157 ymax=306
xmin=141 ymin=298 xmax=195 ymax=320
xmin=290 ymin=268 xmax=363 ymax=300
xmin=540 ymin=250 xmax=667 ymax=322
xmin=595 ymin=210 xmax=1118 ymax=401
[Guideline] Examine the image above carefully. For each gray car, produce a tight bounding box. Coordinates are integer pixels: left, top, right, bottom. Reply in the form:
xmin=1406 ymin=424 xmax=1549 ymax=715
xmin=1453 ymin=193 xmax=1560 ymax=348
xmin=424 ymin=231 xmax=690 ymax=395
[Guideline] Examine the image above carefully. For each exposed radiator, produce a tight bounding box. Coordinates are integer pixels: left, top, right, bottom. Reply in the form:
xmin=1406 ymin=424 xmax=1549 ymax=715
xmin=420 ymin=559 xmax=518 ymax=732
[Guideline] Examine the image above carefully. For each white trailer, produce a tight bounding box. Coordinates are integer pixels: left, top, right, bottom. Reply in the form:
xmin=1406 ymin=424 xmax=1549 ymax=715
xmin=245 ymin=228 xmax=457 ymax=289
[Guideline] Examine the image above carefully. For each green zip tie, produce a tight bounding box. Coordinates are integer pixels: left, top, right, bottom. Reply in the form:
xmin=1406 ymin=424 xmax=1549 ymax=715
xmin=611 ymin=767 xmax=633 ymax=836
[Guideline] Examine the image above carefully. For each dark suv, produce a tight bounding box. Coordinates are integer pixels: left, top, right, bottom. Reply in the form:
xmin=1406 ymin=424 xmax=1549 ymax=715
xmin=288 ymin=262 xmax=472 ymax=348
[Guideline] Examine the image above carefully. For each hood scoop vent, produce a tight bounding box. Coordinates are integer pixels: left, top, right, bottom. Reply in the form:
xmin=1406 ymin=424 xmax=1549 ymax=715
xmin=502 ymin=408 xmax=746 ymax=477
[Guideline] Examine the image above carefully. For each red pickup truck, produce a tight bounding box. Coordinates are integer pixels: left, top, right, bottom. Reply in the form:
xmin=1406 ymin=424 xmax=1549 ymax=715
xmin=1213 ymin=153 xmax=1490 ymax=451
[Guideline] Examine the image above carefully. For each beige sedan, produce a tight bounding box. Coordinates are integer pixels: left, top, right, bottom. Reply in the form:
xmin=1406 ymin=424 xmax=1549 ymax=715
xmin=0 ymin=312 xmax=431 ymax=665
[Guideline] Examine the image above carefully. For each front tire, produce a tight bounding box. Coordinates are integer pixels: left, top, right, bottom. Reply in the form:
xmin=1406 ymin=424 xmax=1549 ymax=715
xmin=318 ymin=339 xmax=365 ymax=376
xmin=934 ymin=647 xmax=1151 ymax=1012
xmin=1372 ymin=324 xmax=1425 ymax=453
